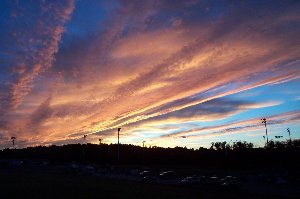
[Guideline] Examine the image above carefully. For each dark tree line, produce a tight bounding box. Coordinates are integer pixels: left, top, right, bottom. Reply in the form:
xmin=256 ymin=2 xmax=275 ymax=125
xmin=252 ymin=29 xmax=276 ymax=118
xmin=210 ymin=139 xmax=300 ymax=150
xmin=0 ymin=140 xmax=299 ymax=168
xmin=210 ymin=141 xmax=254 ymax=150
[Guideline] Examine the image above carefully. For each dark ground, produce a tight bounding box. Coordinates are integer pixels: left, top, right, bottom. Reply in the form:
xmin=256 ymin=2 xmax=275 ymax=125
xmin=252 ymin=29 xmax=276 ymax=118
xmin=1 ymin=143 xmax=300 ymax=198
xmin=1 ymin=162 xmax=299 ymax=199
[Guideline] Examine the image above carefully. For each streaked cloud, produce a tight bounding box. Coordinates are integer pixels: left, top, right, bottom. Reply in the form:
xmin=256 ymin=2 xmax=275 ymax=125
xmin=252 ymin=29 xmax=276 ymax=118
xmin=0 ymin=0 xmax=74 ymax=133
xmin=0 ymin=0 xmax=299 ymax=148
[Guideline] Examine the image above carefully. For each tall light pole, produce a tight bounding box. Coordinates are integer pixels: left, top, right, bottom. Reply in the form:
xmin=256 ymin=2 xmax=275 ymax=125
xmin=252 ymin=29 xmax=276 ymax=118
xmin=142 ymin=141 xmax=146 ymax=165
xmin=117 ymin=128 xmax=121 ymax=164
xmin=11 ymin=137 xmax=16 ymax=147
xmin=287 ymin=128 xmax=291 ymax=142
xmin=99 ymin=138 xmax=103 ymax=146
xmin=142 ymin=141 xmax=146 ymax=148
xmin=83 ymin=134 xmax=87 ymax=161
xmin=261 ymin=118 xmax=268 ymax=145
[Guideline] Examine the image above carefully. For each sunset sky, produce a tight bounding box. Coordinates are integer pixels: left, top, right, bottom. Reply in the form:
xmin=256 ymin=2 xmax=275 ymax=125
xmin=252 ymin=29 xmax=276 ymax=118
xmin=0 ymin=0 xmax=299 ymax=149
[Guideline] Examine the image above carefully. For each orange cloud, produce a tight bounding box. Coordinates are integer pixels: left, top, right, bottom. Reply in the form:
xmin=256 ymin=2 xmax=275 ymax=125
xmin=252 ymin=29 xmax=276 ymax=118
xmin=0 ymin=0 xmax=299 ymax=148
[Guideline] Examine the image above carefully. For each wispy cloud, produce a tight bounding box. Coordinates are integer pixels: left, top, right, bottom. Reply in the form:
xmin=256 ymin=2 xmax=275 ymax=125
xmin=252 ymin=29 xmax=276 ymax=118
xmin=159 ymin=110 xmax=300 ymax=139
xmin=0 ymin=0 xmax=74 ymax=137
xmin=0 ymin=0 xmax=299 ymax=147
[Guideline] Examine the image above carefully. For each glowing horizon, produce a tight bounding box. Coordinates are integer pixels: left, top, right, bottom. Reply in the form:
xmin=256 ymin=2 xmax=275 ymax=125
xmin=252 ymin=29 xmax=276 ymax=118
xmin=0 ymin=0 xmax=300 ymax=149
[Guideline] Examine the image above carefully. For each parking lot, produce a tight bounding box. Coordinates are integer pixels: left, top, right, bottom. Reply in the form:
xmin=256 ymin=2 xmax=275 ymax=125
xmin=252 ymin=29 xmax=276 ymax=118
xmin=1 ymin=159 xmax=300 ymax=198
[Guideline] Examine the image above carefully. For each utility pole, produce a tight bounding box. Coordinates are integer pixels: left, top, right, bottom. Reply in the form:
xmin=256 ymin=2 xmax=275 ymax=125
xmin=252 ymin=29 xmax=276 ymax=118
xmin=261 ymin=118 xmax=268 ymax=145
xmin=117 ymin=128 xmax=121 ymax=164
xmin=287 ymin=128 xmax=291 ymax=142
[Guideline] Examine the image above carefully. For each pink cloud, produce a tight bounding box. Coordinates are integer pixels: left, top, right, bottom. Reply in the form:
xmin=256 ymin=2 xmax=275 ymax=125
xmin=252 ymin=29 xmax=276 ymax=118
xmin=1 ymin=0 xmax=299 ymax=147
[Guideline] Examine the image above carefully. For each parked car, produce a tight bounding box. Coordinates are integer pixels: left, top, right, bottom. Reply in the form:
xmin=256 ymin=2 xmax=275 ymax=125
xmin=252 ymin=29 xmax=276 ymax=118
xmin=159 ymin=171 xmax=176 ymax=179
xmin=181 ymin=175 xmax=202 ymax=185
xmin=220 ymin=176 xmax=240 ymax=188
xmin=142 ymin=175 xmax=157 ymax=182
xmin=139 ymin=170 xmax=153 ymax=177
xmin=220 ymin=176 xmax=237 ymax=183
xmin=206 ymin=176 xmax=220 ymax=185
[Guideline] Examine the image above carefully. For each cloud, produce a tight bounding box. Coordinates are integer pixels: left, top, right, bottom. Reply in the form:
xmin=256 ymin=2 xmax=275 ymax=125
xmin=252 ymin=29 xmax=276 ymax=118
xmin=160 ymin=110 xmax=300 ymax=139
xmin=0 ymin=0 xmax=74 ymax=115
xmin=27 ymin=96 xmax=53 ymax=131
xmin=80 ymin=98 xmax=287 ymax=146
xmin=0 ymin=0 xmax=299 ymax=147
xmin=0 ymin=0 xmax=74 ymax=142
xmin=107 ymin=98 xmax=281 ymax=130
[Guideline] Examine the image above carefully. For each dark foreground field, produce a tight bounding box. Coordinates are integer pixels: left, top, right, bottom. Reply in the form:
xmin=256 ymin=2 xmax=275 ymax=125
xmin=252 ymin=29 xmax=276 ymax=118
xmin=1 ymin=165 xmax=298 ymax=199
xmin=1 ymin=143 xmax=300 ymax=198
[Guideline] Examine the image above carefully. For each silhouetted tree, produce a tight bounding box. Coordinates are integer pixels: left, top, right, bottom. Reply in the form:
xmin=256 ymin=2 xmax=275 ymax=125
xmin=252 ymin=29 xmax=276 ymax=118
xmin=231 ymin=141 xmax=253 ymax=150
xmin=274 ymin=141 xmax=285 ymax=149
xmin=1 ymin=139 xmax=299 ymax=168
xmin=266 ymin=140 xmax=275 ymax=149
xmin=210 ymin=141 xmax=227 ymax=150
